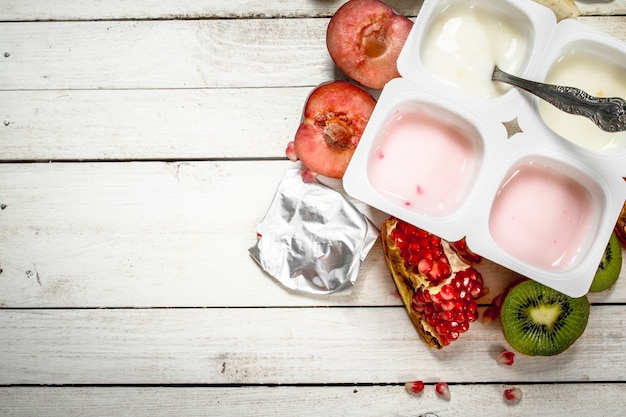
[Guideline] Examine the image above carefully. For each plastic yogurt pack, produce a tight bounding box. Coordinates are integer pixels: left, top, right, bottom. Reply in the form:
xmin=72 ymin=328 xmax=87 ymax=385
xmin=343 ymin=0 xmax=626 ymax=297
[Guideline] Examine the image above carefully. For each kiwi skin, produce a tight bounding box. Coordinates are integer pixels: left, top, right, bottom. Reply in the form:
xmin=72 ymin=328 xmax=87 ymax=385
xmin=500 ymin=280 xmax=590 ymax=356
xmin=589 ymin=232 xmax=622 ymax=292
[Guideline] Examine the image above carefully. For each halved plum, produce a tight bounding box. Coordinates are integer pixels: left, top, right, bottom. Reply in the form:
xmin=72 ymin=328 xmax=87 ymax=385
xmin=286 ymin=80 xmax=376 ymax=179
xmin=326 ymin=0 xmax=413 ymax=89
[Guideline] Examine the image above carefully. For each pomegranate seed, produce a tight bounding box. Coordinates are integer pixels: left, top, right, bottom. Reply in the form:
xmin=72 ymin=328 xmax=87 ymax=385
xmin=404 ymin=380 xmax=425 ymax=396
xmin=470 ymin=284 xmax=484 ymax=298
xmin=497 ymin=351 xmax=515 ymax=366
xmin=435 ymin=382 xmax=451 ymax=400
xmin=418 ymin=258 xmax=432 ymax=275
xmin=445 ymin=321 xmax=459 ymax=330
xmin=480 ymin=306 xmax=498 ymax=324
xmin=408 ymin=253 xmax=421 ymax=265
xmin=441 ymin=300 xmax=456 ymax=312
xmin=412 ymin=303 xmax=425 ymax=313
xmin=480 ymin=292 xmax=505 ymax=324
xmin=503 ymin=387 xmax=522 ymax=404
xmin=466 ymin=310 xmax=477 ymax=322
xmin=439 ymin=310 xmax=455 ymax=321
xmin=440 ymin=285 xmax=456 ymax=300
xmin=461 ymin=275 xmax=471 ymax=288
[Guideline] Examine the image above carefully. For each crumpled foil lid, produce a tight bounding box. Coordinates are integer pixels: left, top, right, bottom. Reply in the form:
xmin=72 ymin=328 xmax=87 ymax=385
xmin=249 ymin=169 xmax=379 ymax=295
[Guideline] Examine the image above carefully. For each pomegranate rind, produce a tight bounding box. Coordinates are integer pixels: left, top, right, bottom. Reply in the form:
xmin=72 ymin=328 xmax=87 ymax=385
xmin=381 ymin=217 xmax=486 ymax=349
xmin=293 ymin=80 xmax=376 ymax=179
xmin=326 ymin=0 xmax=413 ymax=89
xmin=381 ymin=218 xmax=440 ymax=348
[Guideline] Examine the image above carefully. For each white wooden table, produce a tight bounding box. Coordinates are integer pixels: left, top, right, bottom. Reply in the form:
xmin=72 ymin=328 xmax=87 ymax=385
xmin=1 ymin=1 xmax=625 ymax=415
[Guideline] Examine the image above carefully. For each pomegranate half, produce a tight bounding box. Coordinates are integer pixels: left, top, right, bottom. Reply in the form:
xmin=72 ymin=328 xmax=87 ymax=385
xmin=381 ymin=217 xmax=487 ymax=348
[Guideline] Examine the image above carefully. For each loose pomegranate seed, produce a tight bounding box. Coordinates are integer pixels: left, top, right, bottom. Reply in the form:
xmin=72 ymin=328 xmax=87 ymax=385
xmin=480 ymin=292 xmax=505 ymax=325
xmin=497 ymin=351 xmax=516 ymax=366
xmin=435 ymin=382 xmax=450 ymax=400
xmin=404 ymin=380 xmax=425 ymax=396
xmin=503 ymin=387 xmax=522 ymax=404
xmin=480 ymin=306 xmax=499 ymax=325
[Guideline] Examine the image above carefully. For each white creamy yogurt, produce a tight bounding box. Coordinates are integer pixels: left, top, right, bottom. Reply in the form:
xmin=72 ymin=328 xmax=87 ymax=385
xmin=420 ymin=2 xmax=529 ymax=98
xmin=538 ymin=50 xmax=626 ymax=152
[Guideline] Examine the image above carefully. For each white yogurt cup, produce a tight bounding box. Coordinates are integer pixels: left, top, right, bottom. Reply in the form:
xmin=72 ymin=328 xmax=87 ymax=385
xmin=343 ymin=0 xmax=626 ymax=297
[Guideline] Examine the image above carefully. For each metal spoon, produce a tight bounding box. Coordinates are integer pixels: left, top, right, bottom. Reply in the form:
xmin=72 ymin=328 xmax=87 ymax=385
xmin=492 ymin=66 xmax=626 ymax=133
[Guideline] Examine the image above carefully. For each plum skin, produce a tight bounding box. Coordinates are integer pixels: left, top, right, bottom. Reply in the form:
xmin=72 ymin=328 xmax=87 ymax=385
xmin=326 ymin=0 xmax=413 ymax=89
xmin=291 ymin=81 xmax=376 ymax=179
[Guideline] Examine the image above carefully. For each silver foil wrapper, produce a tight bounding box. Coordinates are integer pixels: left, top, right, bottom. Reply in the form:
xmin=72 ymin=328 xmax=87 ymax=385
xmin=249 ymin=169 xmax=379 ymax=295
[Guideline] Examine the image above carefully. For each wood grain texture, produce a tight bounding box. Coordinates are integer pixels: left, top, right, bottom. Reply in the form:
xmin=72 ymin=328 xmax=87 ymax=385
xmin=4 ymin=1 xmax=423 ymax=21
xmin=0 ymin=19 xmax=332 ymax=90
xmin=0 ymin=306 xmax=624 ymax=385
xmin=1 ymin=161 xmax=623 ymax=308
xmin=0 ymin=0 xmax=623 ymax=21
xmin=1 ymin=17 xmax=624 ymax=91
xmin=0 ymin=88 xmax=308 ymax=160
xmin=1 ymin=1 xmax=625 ymax=415
xmin=1 ymin=384 xmax=625 ymax=417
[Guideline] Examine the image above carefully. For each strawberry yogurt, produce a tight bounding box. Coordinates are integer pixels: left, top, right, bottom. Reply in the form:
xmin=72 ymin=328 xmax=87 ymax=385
xmin=488 ymin=161 xmax=594 ymax=271
xmin=343 ymin=0 xmax=626 ymax=297
xmin=367 ymin=108 xmax=478 ymax=216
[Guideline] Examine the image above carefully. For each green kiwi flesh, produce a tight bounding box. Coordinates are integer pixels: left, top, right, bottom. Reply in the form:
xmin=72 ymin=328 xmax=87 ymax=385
xmin=501 ymin=280 xmax=590 ymax=356
xmin=589 ymin=232 xmax=622 ymax=292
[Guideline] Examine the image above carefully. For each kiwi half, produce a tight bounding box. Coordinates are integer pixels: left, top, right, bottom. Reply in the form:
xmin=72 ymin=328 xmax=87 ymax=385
xmin=589 ymin=232 xmax=622 ymax=292
xmin=500 ymin=280 xmax=590 ymax=356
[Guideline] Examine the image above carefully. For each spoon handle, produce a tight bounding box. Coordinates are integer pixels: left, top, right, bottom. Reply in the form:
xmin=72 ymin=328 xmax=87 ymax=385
xmin=492 ymin=66 xmax=626 ymax=133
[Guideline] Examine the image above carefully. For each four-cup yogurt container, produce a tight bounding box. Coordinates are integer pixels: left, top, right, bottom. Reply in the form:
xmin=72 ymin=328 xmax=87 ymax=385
xmin=343 ymin=0 xmax=626 ymax=297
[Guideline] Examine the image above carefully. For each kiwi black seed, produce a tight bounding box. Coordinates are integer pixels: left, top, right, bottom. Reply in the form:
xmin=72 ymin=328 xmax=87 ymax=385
xmin=589 ymin=232 xmax=622 ymax=292
xmin=500 ymin=280 xmax=590 ymax=356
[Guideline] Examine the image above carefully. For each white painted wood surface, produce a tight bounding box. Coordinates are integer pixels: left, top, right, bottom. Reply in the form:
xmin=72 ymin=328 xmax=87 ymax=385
xmin=1 ymin=1 xmax=625 ymax=416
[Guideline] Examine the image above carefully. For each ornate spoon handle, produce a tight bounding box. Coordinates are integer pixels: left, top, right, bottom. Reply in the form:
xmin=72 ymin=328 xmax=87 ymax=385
xmin=492 ymin=66 xmax=626 ymax=133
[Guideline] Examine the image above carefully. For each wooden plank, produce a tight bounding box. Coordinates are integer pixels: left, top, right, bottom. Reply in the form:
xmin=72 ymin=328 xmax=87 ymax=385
xmin=0 ymin=306 xmax=624 ymax=385
xmin=578 ymin=1 xmax=626 ymax=17
xmin=580 ymin=16 xmax=626 ymax=40
xmin=0 ymin=19 xmax=332 ymax=90
xmin=0 ymin=0 xmax=623 ymax=21
xmin=0 ymin=88 xmax=308 ymax=160
xmin=0 ymin=1 xmax=424 ymax=21
xmin=1 ymin=161 xmax=623 ymax=308
xmin=1 ymin=17 xmax=624 ymax=91
xmin=1 ymin=384 xmax=625 ymax=417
